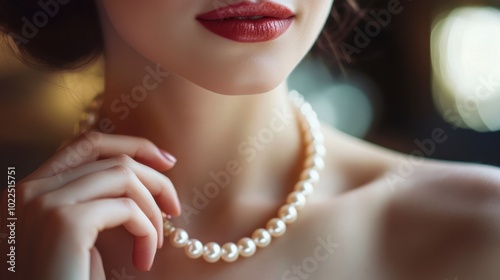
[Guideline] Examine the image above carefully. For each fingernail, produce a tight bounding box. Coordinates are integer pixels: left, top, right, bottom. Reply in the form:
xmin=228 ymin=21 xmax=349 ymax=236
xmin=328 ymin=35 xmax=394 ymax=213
xmin=160 ymin=149 xmax=177 ymax=164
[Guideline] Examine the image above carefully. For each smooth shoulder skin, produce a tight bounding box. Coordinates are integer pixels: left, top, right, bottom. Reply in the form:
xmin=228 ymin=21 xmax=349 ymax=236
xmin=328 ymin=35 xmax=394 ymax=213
xmin=321 ymin=126 xmax=500 ymax=280
xmin=92 ymin=126 xmax=500 ymax=280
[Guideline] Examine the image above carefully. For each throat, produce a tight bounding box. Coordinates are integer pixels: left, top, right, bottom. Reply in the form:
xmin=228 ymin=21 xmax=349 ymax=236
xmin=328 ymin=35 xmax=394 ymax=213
xmin=97 ymin=79 xmax=305 ymax=222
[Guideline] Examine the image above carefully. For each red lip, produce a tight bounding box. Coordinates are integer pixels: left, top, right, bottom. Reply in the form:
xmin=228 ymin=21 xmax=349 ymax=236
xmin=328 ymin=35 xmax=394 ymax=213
xmin=196 ymin=1 xmax=295 ymax=42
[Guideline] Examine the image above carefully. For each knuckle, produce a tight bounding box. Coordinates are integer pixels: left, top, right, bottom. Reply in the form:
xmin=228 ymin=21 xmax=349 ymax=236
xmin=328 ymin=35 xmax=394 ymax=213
xmin=112 ymin=164 xmax=135 ymax=178
xmin=73 ymin=131 xmax=91 ymax=145
xmin=118 ymin=197 xmax=137 ymax=211
xmin=81 ymin=130 xmax=104 ymax=143
xmin=162 ymin=176 xmax=174 ymax=187
xmin=115 ymin=154 xmax=134 ymax=167
xmin=137 ymin=138 xmax=156 ymax=151
xmin=17 ymin=181 xmax=36 ymax=205
xmin=72 ymin=131 xmax=101 ymax=151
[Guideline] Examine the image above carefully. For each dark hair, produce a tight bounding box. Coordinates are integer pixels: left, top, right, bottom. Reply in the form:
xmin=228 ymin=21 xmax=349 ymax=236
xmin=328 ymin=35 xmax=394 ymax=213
xmin=0 ymin=0 xmax=359 ymax=71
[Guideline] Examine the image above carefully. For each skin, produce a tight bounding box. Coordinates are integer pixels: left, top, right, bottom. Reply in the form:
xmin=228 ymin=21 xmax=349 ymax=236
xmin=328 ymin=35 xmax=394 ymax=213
xmin=2 ymin=0 xmax=500 ymax=279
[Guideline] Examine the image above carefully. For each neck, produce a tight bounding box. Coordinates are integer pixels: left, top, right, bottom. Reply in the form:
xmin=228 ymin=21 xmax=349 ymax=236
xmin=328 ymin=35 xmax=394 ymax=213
xmin=97 ymin=31 xmax=304 ymax=232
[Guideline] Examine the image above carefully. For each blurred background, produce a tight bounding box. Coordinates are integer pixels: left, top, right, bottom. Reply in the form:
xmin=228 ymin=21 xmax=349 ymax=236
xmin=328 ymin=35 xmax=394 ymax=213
xmin=1 ymin=0 xmax=499 ymax=181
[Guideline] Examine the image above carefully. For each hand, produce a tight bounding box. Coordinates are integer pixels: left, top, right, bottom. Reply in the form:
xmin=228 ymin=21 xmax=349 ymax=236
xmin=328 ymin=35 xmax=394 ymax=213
xmin=7 ymin=131 xmax=180 ymax=280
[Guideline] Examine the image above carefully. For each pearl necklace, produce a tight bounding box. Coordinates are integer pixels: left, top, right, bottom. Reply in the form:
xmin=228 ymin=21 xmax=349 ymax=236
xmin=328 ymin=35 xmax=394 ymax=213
xmin=74 ymin=90 xmax=326 ymax=263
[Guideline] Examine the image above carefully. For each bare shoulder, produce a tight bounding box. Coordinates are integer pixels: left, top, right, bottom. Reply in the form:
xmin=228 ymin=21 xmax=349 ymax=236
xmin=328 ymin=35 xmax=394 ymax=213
xmin=321 ymin=126 xmax=500 ymax=279
xmin=376 ymin=161 xmax=500 ymax=279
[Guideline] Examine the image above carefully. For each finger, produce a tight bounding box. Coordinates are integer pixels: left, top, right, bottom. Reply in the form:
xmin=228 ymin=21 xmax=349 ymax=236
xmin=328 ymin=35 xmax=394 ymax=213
xmin=21 ymin=155 xmax=181 ymax=217
xmin=23 ymin=131 xmax=176 ymax=181
xmin=31 ymin=165 xmax=169 ymax=249
xmin=44 ymin=198 xmax=157 ymax=272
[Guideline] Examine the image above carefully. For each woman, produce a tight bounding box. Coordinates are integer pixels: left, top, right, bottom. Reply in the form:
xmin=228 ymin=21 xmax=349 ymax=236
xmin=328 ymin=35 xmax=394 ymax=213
xmin=1 ymin=0 xmax=500 ymax=279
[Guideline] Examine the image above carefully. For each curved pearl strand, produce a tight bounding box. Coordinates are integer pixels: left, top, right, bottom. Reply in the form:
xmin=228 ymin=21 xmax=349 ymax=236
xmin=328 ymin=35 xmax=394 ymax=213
xmin=74 ymin=90 xmax=326 ymax=263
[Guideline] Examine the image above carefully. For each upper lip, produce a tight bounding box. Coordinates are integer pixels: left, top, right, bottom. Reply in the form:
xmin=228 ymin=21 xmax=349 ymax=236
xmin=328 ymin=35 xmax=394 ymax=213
xmin=196 ymin=1 xmax=295 ymax=20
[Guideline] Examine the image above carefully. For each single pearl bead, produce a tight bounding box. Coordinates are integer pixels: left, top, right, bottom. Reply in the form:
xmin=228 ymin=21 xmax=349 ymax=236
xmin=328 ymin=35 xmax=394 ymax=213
xmin=278 ymin=204 xmax=298 ymax=224
xmin=185 ymin=239 xmax=203 ymax=259
xmin=305 ymin=130 xmax=324 ymax=144
xmin=203 ymin=242 xmax=222 ymax=263
xmin=237 ymin=237 xmax=257 ymax=257
xmin=300 ymin=168 xmax=320 ymax=183
xmin=83 ymin=111 xmax=97 ymax=125
xmin=315 ymin=131 xmax=325 ymax=143
xmin=306 ymin=117 xmax=321 ymax=130
xmin=266 ymin=218 xmax=287 ymax=237
xmin=300 ymin=103 xmax=313 ymax=116
xmin=169 ymin=228 xmax=189 ymax=248
xmin=288 ymin=90 xmax=299 ymax=100
xmin=294 ymin=180 xmax=314 ymax=196
xmin=309 ymin=118 xmax=325 ymax=130
xmin=163 ymin=220 xmax=175 ymax=237
xmin=286 ymin=191 xmax=307 ymax=210
xmin=306 ymin=143 xmax=327 ymax=157
xmin=221 ymin=242 xmax=239 ymax=262
xmin=252 ymin=228 xmax=272 ymax=248
xmin=305 ymin=155 xmax=325 ymax=171
xmin=305 ymin=111 xmax=318 ymax=123
xmin=290 ymin=92 xmax=304 ymax=105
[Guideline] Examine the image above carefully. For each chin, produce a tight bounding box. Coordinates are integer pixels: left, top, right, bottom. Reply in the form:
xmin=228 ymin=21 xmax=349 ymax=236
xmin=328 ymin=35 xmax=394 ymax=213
xmin=203 ymin=80 xmax=284 ymax=96
xmin=177 ymin=68 xmax=290 ymax=96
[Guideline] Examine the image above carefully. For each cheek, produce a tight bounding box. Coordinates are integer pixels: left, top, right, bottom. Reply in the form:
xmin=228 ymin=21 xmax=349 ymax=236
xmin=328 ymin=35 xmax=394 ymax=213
xmin=296 ymin=0 xmax=335 ymax=49
xmin=102 ymin=0 xmax=195 ymax=47
xmin=102 ymin=0 xmax=334 ymax=95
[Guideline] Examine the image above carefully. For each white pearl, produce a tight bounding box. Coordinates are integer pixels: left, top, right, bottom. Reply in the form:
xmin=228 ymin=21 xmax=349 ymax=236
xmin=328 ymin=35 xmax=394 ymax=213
xmin=169 ymin=228 xmax=189 ymax=248
xmin=74 ymin=91 xmax=327 ymax=264
xmin=306 ymin=143 xmax=327 ymax=157
xmin=221 ymin=242 xmax=239 ymax=262
xmin=163 ymin=220 xmax=174 ymax=237
xmin=315 ymin=130 xmax=325 ymax=141
xmin=266 ymin=218 xmax=287 ymax=237
xmin=252 ymin=228 xmax=272 ymax=248
xmin=278 ymin=204 xmax=298 ymax=224
xmin=306 ymin=116 xmax=321 ymax=130
xmin=305 ymin=111 xmax=318 ymax=123
xmin=300 ymin=168 xmax=320 ymax=183
xmin=286 ymin=191 xmax=307 ymax=210
xmin=203 ymin=242 xmax=222 ymax=263
xmin=300 ymin=103 xmax=313 ymax=116
xmin=305 ymin=130 xmax=324 ymax=144
xmin=185 ymin=239 xmax=203 ymax=259
xmin=289 ymin=91 xmax=304 ymax=105
xmin=309 ymin=119 xmax=325 ymax=130
xmin=82 ymin=111 xmax=97 ymax=126
xmin=294 ymin=180 xmax=314 ymax=196
xmin=237 ymin=237 xmax=257 ymax=257
xmin=288 ymin=90 xmax=300 ymax=100
xmin=305 ymin=155 xmax=325 ymax=171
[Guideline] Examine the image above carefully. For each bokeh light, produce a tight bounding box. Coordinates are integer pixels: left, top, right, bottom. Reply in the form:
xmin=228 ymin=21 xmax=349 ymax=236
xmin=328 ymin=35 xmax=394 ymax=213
xmin=289 ymin=57 xmax=375 ymax=138
xmin=431 ymin=6 xmax=500 ymax=132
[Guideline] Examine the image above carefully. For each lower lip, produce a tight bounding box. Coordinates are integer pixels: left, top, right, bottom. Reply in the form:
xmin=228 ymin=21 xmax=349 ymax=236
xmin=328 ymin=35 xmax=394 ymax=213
xmin=197 ymin=18 xmax=294 ymax=42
